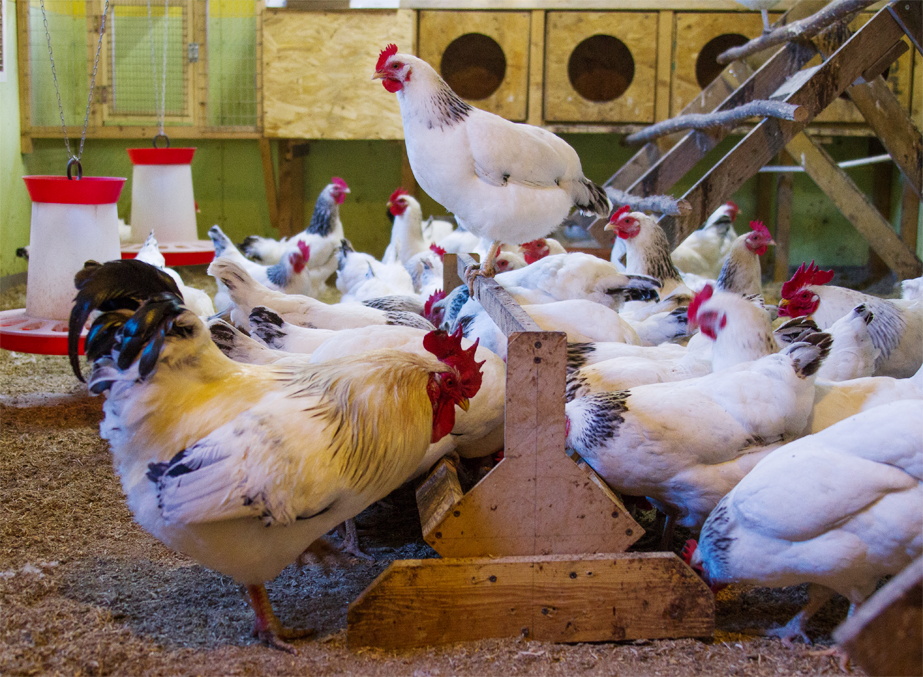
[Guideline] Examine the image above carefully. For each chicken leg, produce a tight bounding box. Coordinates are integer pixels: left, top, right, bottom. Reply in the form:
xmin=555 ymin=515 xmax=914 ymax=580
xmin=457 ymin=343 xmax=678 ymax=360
xmin=246 ymin=583 xmax=313 ymax=653
xmin=464 ymin=240 xmax=503 ymax=294
xmin=763 ymin=583 xmax=836 ymax=647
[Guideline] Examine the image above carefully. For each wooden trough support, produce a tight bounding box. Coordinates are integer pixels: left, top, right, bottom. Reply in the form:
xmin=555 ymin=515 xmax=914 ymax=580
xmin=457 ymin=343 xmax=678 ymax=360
xmin=834 ymin=556 xmax=923 ymax=677
xmin=346 ymin=254 xmax=714 ymax=649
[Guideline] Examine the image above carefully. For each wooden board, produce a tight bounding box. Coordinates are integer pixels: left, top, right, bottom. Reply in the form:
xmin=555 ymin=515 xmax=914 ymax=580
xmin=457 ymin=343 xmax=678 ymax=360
xmin=657 ymin=4 xmax=911 ymax=248
xmin=834 ymin=556 xmax=923 ymax=677
xmin=262 ymin=9 xmax=414 ymax=139
xmin=785 ymin=132 xmax=922 ymax=279
xmin=347 ymin=553 xmax=714 ymax=649
xmin=544 ymin=12 xmax=659 ymax=123
xmin=418 ymin=11 xmax=530 ymax=121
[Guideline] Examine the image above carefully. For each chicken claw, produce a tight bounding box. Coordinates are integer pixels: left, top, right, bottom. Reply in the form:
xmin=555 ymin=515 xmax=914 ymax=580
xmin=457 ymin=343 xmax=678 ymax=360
xmin=246 ymin=583 xmax=314 ymax=653
xmin=338 ymin=519 xmax=375 ymax=561
xmin=806 ymin=646 xmax=851 ymax=673
xmin=464 ymin=241 xmax=502 ymax=294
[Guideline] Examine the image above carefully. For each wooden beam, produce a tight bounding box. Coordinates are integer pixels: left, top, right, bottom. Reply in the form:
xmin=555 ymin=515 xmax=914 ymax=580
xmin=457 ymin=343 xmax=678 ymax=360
xmin=900 ymin=179 xmax=920 ymax=256
xmin=654 ymin=10 xmax=674 ymax=123
xmin=889 ymin=0 xmax=923 ymax=56
xmin=834 ymin=556 xmax=922 ymax=677
xmin=774 ymin=160 xmax=794 ymax=283
xmin=869 ymin=137 xmax=893 ymax=280
xmin=526 ymin=9 xmax=545 ymax=127
xmin=658 ymin=4 xmax=911 ymax=247
xmin=16 ymin=0 xmax=34 ymax=154
xmin=259 ymin=138 xmax=279 ymax=233
xmin=455 ymin=254 xmax=540 ymax=335
xmin=785 ymin=132 xmax=922 ymax=278
xmin=347 ymin=553 xmax=714 ymax=649
xmin=415 ymin=457 xmax=464 ymax=539
xmin=400 ymin=142 xmax=417 ymax=197
xmin=276 ymin=140 xmax=305 ymax=238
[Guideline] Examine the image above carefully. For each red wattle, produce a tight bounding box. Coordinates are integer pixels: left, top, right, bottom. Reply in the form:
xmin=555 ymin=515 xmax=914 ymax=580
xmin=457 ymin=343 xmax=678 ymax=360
xmin=382 ymin=78 xmax=403 ymax=93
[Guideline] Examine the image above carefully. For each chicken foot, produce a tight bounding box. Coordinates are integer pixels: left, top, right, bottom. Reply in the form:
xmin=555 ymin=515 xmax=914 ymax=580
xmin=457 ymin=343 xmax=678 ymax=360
xmin=464 ymin=240 xmax=502 ymax=294
xmin=246 ymin=583 xmax=314 ymax=653
xmin=762 ymin=583 xmax=837 ymax=647
xmin=338 ymin=518 xmax=375 ymax=561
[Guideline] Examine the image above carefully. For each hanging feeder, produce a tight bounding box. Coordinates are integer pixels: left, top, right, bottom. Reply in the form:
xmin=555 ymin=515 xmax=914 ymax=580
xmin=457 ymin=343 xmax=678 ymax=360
xmin=0 ymin=172 xmax=126 ymax=355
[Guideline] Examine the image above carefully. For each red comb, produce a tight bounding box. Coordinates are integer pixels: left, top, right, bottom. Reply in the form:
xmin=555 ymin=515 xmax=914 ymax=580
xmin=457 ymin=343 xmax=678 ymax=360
xmin=389 ymin=187 xmax=409 ymax=204
xmin=681 ymin=539 xmax=698 ymax=566
xmin=781 ymin=261 xmax=834 ymax=299
xmin=424 ymin=289 xmax=447 ymax=322
xmin=331 ymin=177 xmax=348 ymax=191
xmin=377 ymin=44 xmax=398 ymax=71
xmin=609 ymin=204 xmax=631 ymax=223
xmin=687 ymin=284 xmax=714 ymax=325
xmin=423 ymin=327 xmax=484 ymax=398
xmin=726 ymin=201 xmax=740 ymax=219
xmin=749 ymin=220 xmax=770 ymax=238
xmin=429 ymin=243 xmax=446 ymax=261
xmin=296 ymin=240 xmax=310 ymax=262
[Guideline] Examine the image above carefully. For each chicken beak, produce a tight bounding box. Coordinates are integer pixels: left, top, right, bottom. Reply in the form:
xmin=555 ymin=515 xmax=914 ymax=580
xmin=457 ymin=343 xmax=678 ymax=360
xmin=603 ymin=221 xmax=616 ymax=232
xmin=779 ymin=298 xmax=790 ymax=307
xmin=458 ymin=397 xmax=470 ymax=412
xmin=372 ymin=71 xmax=386 ymax=81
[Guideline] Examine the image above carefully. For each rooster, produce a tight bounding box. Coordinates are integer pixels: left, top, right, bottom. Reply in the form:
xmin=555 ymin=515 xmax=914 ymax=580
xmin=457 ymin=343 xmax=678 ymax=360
xmin=779 ymin=261 xmax=923 ymax=377
xmin=208 ymin=225 xmax=314 ymax=308
xmin=671 ymin=201 xmax=740 ymax=278
xmin=715 ymin=220 xmax=774 ymax=296
xmin=373 ymin=44 xmax=610 ymax=286
xmin=240 ymin=178 xmax=350 ymax=291
xmin=691 ymin=400 xmax=923 ymax=650
xmin=565 ymin=332 xmax=832 ymax=544
xmin=68 ymin=259 xmax=481 ymax=650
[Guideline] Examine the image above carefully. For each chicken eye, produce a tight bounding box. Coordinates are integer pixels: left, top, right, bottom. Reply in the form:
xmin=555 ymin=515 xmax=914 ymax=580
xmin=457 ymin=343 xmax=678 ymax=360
xmin=391 ymin=62 xmax=403 ymax=69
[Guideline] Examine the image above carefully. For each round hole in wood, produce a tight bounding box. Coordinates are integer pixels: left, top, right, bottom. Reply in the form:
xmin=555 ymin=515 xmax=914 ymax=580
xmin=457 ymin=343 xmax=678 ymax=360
xmin=568 ymin=34 xmax=634 ymax=103
xmin=696 ymin=34 xmax=750 ymax=89
xmin=440 ymin=33 xmax=507 ymax=100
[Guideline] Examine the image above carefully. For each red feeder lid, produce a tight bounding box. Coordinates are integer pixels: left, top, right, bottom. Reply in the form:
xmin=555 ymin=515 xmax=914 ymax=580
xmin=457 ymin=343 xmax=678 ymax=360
xmin=127 ymin=148 xmax=196 ymax=165
xmin=23 ymin=176 xmax=126 ymax=205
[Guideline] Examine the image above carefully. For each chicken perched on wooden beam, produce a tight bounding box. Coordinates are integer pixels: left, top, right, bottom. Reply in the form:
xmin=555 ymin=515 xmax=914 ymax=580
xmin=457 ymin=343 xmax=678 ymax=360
xmin=373 ymin=43 xmax=610 ymax=289
xmin=67 ymin=259 xmax=483 ymax=652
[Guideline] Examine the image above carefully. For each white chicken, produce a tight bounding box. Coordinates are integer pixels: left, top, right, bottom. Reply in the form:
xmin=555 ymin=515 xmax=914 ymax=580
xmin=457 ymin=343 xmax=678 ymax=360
xmin=383 ymin=188 xmax=454 ymax=266
xmin=208 ymin=225 xmax=315 ymax=308
xmin=565 ymin=332 xmax=832 ymax=539
xmin=207 ymin=258 xmax=433 ymax=332
xmin=405 ymin=246 xmax=445 ymax=299
xmin=373 ymin=44 xmax=610 ymax=284
xmin=335 ymin=239 xmax=417 ymax=303
xmin=240 ymin=178 xmax=350 ymax=293
xmin=518 ymin=237 xmax=567 ymax=265
xmin=670 ymin=201 xmax=740 ymax=278
xmin=67 ymin=258 xmax=483 ymax=651
xmin=779 ymin=261 xmax=923 ymax=377
xmin=692 ymin=400 xmax=923 ymax=647
xmin=714 ymin=220 xmax=774 ymax=296
xmin=132 ymin=231 xmax=215 ymax=318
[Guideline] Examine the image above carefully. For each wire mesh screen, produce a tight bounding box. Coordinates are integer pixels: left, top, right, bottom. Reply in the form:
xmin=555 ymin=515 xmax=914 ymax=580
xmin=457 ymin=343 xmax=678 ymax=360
xmin=27 ymin=0 xmax=90 ymax=128
xmin=109 ymin=1 xmax=188 ymax=118
xmin=207 ymin=0 xmax=258 ymax=128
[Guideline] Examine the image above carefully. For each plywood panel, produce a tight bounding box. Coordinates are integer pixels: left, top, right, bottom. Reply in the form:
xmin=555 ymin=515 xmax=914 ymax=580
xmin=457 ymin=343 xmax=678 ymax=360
xmin=544 ymin=12 xmax=658 ymax=123
xmin=672 ymin=12 xmax=779 ymax=116
xmin=418 ymin=11 xmax=530 ymax=121
xmin=262 ymin=10 xmax=414 ymax=140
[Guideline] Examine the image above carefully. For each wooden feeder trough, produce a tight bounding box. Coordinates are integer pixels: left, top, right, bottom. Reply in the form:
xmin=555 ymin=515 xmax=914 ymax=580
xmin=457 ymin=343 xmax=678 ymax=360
xmin=544 ymin=11 xmax=658 ymax=124
xmin=346 ymin=253 xmax=714 ymax=650
xmin=418 ymin=11 xmax=531 ymax=122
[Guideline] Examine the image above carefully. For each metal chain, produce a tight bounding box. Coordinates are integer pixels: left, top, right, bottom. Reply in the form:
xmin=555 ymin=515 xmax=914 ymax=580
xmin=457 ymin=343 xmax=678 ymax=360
xmin=39 ymin=0 xmax=110 ymax=174
xmin=146 ymin=0 xmax=170 ymax=137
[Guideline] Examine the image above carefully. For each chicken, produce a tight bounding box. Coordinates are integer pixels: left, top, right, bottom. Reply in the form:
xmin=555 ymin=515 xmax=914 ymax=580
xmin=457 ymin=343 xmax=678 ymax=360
xmin=373 ymin=44 xmax=610 ymax=285
xmin=901 ymin=276 xmax=923 ymax=301
xmin=240 ymin=178 xmax=350 ymax=292
xmin=714 ymin=220 xmax=774 ymax=296
xmin=779 ymin=261 xmax=923 ymax=377
xmin=691 ymin=400 xmax=923 ymax=647
xmin=518 ymin=237 xmax=567 ymax=265
xmin=207 ymin=258 xmax=434 ymax=332
xmin=67 ymin=258 xmax=483 ymax=651
xmin=433 ymin=225 xmax=481 ymax=256
xmin=383 ymin=189 xmax=454 ymax=265
xmin=133 ymin=231 xmax=215 ymax=318
xmin=405 ymin=246 xmax=445 ymax=299
xmin=564 ymin=332 xmax=832 ymax=536
xmin=671 ymin=201 xmax=740 ymax=278
xmin=208 ymin=225 xmax=314 ymax=308
xmin=335 ymin=239 xmax=416 ymax=303
xmin=734 ymin=0 xmax=782 ymax=32
xmin=565 ymin=285 xmax=777 ymax=401
xmin=815 ymin=304 xmax=879 ymax=381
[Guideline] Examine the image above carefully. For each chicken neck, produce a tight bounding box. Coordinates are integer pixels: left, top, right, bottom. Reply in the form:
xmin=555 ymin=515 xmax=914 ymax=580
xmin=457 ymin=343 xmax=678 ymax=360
xmin=246 ymin=583 xmax=314 ymax=653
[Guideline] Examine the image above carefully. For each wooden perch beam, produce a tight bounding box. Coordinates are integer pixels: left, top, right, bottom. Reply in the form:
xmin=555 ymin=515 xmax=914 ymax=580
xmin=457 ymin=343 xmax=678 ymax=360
xmin=716 ymin=0 xmax=879 ymax=65
xmin=658 ymin=4 xmax=910 ymax=250
xmin=454 ymin=253 xmax=541 ymax=336
xmin=625 ymin=101 xmax=806 ymax=146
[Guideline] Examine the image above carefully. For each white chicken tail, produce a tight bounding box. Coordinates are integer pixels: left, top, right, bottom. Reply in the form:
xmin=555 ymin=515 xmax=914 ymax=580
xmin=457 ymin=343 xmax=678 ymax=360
xmin=572 ymin=178 xmax=611 ymax=218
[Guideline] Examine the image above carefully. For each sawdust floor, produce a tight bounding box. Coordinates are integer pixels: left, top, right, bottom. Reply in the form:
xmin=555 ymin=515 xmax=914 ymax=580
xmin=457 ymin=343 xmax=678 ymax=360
xmin=0 ymin=274 xmax=861 ymax=677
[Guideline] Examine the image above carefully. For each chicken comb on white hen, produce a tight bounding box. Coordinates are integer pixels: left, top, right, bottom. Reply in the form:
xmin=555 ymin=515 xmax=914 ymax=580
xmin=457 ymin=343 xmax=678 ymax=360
xmin=692 ymin=400 xmax=923 ymax=647
xmin=69 ymin=259 xmax=483 ymax=650
xmin=373 ymin=44 xmax=609 ymax=285
xmin=565 ymin=331 xmax=833 ymax=536
xmin=207 ymin=257 xmax=434 ymax=332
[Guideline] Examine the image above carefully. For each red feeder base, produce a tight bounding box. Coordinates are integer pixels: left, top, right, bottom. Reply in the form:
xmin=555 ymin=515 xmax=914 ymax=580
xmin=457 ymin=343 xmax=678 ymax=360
xmin=0 ymin=309 xmax=85 ymax=356
xmin=121 ymin=240 xmax=214 ymax=266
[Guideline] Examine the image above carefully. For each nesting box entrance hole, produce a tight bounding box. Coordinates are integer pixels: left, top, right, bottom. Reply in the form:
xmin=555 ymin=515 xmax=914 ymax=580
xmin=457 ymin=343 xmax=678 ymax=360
xmin=695 ymin=34 xmax=749 ymax=90
xmin=567 ymin=35 xmax=634 ymax=103
xmin=440 ymin=33 xmax=507 ymax=100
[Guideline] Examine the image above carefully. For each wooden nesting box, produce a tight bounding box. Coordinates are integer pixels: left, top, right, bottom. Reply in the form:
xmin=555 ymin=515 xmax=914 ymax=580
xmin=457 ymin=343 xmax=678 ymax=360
xmin=261 ymin=9 xmax=414 ymax=139
xmin=812 ymin=12 xmax=914 ymax=125
xmin=544 ymin=12 xmax=658 ymax=124
xmin=418 ymin=11 xmax=530 ymax=121
xmin=671 ymin=12 xmax=781 ymax=117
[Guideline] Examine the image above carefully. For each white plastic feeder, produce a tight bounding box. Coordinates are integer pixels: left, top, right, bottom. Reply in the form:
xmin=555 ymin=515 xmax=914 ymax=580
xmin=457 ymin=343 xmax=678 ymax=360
xmin=128 ymin=147 xmax=198 ymax=243
xmin=0 ymin=175 xmax=125 ymax=355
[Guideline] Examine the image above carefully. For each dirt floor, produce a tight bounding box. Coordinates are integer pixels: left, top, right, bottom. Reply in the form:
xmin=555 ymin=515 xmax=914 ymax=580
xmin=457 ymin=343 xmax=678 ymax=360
xmin=0 ymin=270 xmax=870 ymax=677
